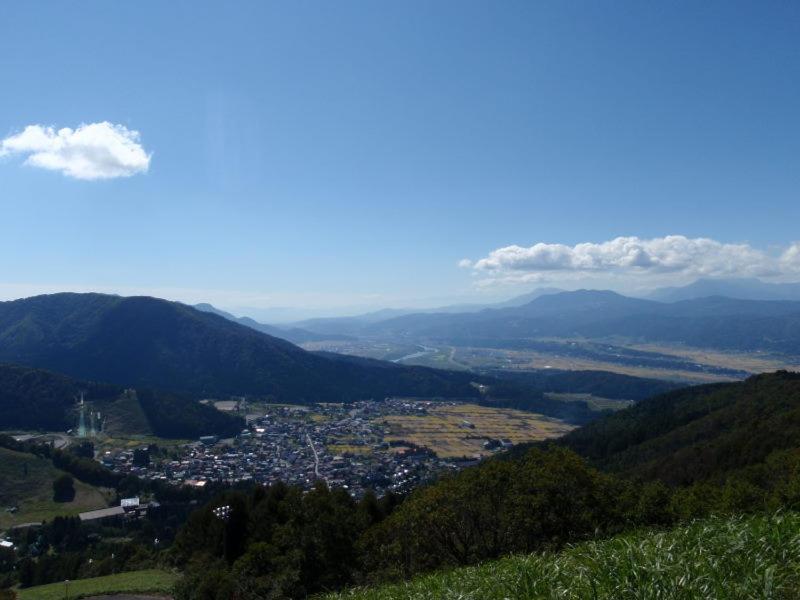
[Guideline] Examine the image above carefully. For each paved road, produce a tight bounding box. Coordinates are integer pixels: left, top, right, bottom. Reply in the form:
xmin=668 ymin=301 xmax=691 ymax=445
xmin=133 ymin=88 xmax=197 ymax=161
xmin=306 ymin=433 xmax=325 ymax=483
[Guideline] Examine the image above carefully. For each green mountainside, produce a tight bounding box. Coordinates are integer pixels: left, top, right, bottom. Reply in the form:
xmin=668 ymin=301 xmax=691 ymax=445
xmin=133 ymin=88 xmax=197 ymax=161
xmin=0 ymin=446 xmax=109 ymax=530
xmin=0 ymin=293 xmax=485 ymax=402
xmin=0 ymin=364 xmax=243 ymax=438
xmin=558 ymin=370 xmax=800 ymax=486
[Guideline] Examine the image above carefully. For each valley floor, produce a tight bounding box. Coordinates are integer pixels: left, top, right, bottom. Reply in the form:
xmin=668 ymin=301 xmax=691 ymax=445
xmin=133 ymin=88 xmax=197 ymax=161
xmin=327 ymin=512 xmax=800 ymax=599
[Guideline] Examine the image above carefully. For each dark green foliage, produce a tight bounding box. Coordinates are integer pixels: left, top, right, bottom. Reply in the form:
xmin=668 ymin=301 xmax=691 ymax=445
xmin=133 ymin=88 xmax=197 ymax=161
xmin=0 ymin=363 xmax=118 ymax=431
xmin=71 ymin=440 xmax=95 ymax=459
xmin=10 ymin=516 xmax=164 ymax=589
xmin=135 ymin=389 xmax=244 ymax=438
xmin=487 ymin=368 xmax=681 ymax=401
xmin=560 ymin=371 xmax=800 ymax=485
xmin=52 ymin=474 xmax=75 ymax=502
xmin=169 ymin=449 xmax=653 ymax=596
xmin=476 ymin=391 xmax=599 ymax=424
xmin=52 ymin=447 xmax=121 ymax=488
xmin=0 ymin=363 xmax=243 ymax=438
xmin=359 ymin=447 xmax=636 ymax=581
xmin=132 ymin=448 xmax=150 ymax=467
xmin=171 ymin=482 xmax=397 ymax=599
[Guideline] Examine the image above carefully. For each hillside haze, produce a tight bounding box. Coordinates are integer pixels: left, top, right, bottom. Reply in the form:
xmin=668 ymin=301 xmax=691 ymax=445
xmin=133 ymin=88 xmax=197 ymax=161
xmin=649 ymin=278 xmax=800 ymax=303
xmin=330 ymin=290 xmax=800 ymax=355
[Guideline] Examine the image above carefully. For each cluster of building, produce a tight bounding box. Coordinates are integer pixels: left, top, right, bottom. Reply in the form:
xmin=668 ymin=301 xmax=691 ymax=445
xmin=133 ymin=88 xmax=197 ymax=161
xmin=101 ymin=399 xmax=484 ymax=497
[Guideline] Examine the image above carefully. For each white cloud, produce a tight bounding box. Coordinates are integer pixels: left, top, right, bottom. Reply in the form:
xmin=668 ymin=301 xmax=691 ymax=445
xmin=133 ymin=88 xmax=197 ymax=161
xmin=463 ymin=235 xmax=800 ymax=286
xmin=0 ymin=122 xmax=150 ymax=180
xmin=781 ymin=243 xmax=800 ymax=271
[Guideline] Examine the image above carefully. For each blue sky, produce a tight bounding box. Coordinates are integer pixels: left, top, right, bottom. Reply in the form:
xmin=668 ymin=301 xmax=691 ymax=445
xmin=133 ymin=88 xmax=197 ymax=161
xmin=1 ymin=1 xmax=798 ymax=320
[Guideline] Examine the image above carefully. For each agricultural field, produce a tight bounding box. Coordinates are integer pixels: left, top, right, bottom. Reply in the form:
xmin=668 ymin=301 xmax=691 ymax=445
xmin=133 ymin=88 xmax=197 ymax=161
xmin=377 ymin=403 xmax=574 ymax=458
xmin=545 ymin=392 xmax=634 ymax=412
xmin=301 ymin=340 xmax=423 ymax=362
xmin=16 ymin=568 xmax=179 ymax=600
xmin=0 ymin=447 xmax=110 ymax=530
xmin=628 ymin=343 xmax=800 ymax=375
xmin=453 ymin=346 xmax=742 ymax=383
xmin=327 ymin=443 xmax=372 ymax=456
xmin=327 ymin=512 xmax=800 ymax=600
xmin=92 ymin=434 xmax=190 ymax=454
xmin=300 ymin=338 xmax=784 ymax=383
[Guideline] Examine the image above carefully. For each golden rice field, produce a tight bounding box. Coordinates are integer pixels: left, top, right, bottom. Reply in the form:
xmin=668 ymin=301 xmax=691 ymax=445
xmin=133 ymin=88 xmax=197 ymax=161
xmin=377 ymin=403 xmax=574 ymax=458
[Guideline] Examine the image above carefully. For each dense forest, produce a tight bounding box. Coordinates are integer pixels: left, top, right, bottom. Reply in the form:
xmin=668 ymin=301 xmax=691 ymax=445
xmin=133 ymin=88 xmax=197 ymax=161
xmin=0 ymin=364 xmax=119 ymax=431
xmin=558 ymin=370 xmax=800 ymax=485
xmin=0 ymin=364 xmax=244 ymax=438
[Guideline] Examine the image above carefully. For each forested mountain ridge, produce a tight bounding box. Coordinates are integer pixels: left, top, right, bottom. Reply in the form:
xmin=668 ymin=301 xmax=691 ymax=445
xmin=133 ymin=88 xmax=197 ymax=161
xmin=0 ymin=363 xmax=243 ymax=437
xmin=558 ymin=370 xmax=800 ymax=486
xmin=194 ymin=302 xmax=353 ymax=344
xmin=0 ymin=293 xmax=484 ymax=401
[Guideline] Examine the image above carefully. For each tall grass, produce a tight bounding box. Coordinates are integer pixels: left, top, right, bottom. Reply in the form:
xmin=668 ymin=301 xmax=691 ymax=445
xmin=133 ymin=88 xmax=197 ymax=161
xmin=329 ymin=513 xmax=800 ymax=599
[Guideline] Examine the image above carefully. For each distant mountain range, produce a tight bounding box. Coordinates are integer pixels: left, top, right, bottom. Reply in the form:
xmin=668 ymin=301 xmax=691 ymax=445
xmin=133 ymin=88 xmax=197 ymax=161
xmin=193 ymin=303 xmax=354 ymax=344
xmin=648 ymin=278 xmax=800 ymax=302
xmin=290 ymin=288 xmax=565 ymax=336
xmin=274 ymin=279 xmax=800 ymax=351
xmin=296 ymin=289 xmax=800 ymax=355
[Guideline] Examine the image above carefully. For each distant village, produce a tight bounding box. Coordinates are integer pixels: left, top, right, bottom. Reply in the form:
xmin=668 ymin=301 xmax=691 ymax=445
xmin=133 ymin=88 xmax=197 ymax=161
xmin=97 ymin=399 xmax=514 ymax=498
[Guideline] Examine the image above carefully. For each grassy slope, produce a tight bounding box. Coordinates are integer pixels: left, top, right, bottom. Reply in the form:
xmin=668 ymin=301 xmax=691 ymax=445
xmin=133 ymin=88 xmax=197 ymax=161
xmin=0 ymin=447 xmax=109 ymax=530
xmin=16 ymin=569 xmax=178 ymax=600
xmin=329 ymin=513 xmax=800 ymax=600
xmin=97 ymin=389 xmax=152 ymax=436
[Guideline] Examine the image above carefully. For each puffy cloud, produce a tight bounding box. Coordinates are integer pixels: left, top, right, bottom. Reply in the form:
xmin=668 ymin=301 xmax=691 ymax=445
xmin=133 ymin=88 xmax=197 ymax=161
xmin=0 ymin=122 xmax=150 ymax=180
xmin=464 ymin=236 xmax=800 ymax=285
xmin=781 ymin=243 xmax=800 ymax=271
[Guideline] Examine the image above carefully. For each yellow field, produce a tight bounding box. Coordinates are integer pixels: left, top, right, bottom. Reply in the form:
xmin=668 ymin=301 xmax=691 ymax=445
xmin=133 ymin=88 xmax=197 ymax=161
xmin=492 ymin=350 xmax=722 ymax=383
xmin=377 ymin=403 xmax=574 ymax=458
xmin=628 ymin=343 xmax=800 ymax=374
xmin=328 ymin=443 xmax=372 ymax=456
